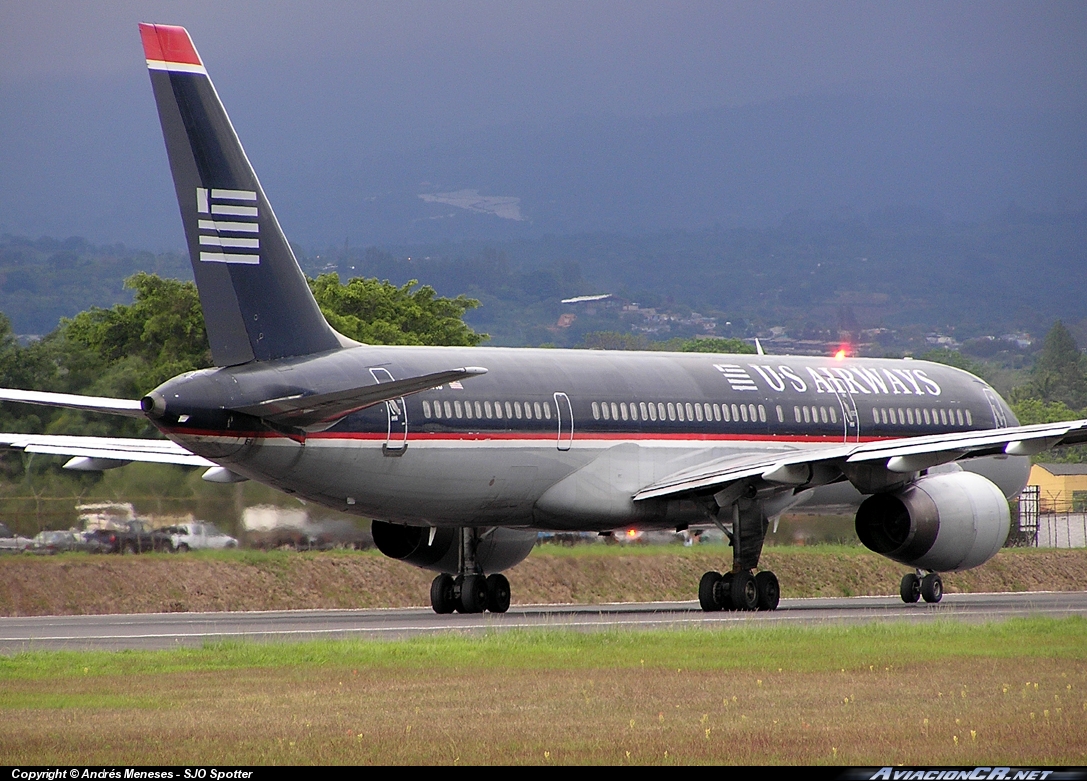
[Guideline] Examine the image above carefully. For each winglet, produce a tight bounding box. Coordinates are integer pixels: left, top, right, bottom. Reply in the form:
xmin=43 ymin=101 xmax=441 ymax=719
xmin=139 ymin=23 xmax=205 ymax=73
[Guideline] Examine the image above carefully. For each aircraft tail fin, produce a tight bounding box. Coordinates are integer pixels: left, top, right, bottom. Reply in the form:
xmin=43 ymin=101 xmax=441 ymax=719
xmin=140 ymin=23 xmax=345 ymax=366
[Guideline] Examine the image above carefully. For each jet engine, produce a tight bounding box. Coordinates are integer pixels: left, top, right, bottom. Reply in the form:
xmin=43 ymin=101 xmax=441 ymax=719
xmin=371 ymin=521 xmax=537 ymax=574
xmin=854 ymin=472 xmax=1010 ymax=572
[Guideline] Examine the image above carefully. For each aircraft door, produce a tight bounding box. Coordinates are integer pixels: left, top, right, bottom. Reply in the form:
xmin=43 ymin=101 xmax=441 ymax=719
xmin=554 ymin=392 xmax=573 ymax=451
xmin=827 ymin=373 xmax=861 ymax=443
xmin=369 ymin=367 xmax=408 ymax=455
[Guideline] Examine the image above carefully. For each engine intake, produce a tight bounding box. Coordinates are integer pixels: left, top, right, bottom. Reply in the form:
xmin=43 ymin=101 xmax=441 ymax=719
xmin=855 ymin=472 xmax=1010 ymax=571
xmin=371 ymin=521 xmax=536 ymax=574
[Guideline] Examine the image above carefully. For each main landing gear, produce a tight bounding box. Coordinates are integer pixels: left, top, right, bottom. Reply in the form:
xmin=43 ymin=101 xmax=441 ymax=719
xmin=429 ymin=527 xmax=512 ymax=614
xmin=698 ymin=496 xmax=780 ymax=612
xmin=900 ymin=571 xmax=943 ymax=604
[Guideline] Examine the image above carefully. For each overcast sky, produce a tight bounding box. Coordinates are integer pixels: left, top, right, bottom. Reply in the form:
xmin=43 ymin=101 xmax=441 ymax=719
xmin=2 ymin=1 xmax=1085 ymax=247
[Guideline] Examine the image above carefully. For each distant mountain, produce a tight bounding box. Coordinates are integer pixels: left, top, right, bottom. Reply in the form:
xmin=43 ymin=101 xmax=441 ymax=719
xmin=2 ymin=86 xmax=1085 ymax=248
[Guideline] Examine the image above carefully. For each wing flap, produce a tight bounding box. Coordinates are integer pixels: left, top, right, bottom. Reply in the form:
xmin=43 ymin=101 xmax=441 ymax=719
xmin=0 ymin=434 xmax=213 ymax=467
xmin=634 ymin=418 xmax=1087 ymax=502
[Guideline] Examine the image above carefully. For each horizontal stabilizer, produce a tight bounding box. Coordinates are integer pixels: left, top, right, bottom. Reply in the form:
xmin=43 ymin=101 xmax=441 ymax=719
xmin=0 ymin=388 xmax=145 ymax=418
xmin=231 ymin=366 xmax=488 ymax=432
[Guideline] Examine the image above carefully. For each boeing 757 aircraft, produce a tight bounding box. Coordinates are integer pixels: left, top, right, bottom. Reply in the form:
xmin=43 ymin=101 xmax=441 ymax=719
xmin=2 ymin=24 xmax=1085 ymax=614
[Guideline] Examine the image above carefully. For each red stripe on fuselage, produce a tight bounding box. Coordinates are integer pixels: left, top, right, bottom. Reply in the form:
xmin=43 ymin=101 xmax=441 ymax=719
xmin=162 ymin=426 xmax=889 ymax=445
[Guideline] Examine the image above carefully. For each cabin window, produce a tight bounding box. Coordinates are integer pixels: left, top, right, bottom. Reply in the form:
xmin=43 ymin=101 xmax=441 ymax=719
xmin=721 ymin=404 xmax=730 ymax=422
xmin=695 ymin=403 xmax=704 ymax=422
xmin=485 ymin=401 xmax=493 ymax=419
xmin=965 ymin=409 xmax=972 ymax=425
xmin=444 ymin=401 xmax=453 ymax=419
xmin=820 ymin=407 xmax=828 ymax=424
xmin=453 ymin=400 xmax=463 ymax=418
xmin=667 ymin=403 xmax=676 ymax=421
xmin=592 ymin=402 xmax=601 ymax=420
xmin=888 ymin=408 xmax=896 ymax=424
xmin=494 ymin=402 xmax=504 ymax=419
xmin=475 ymin=401 xmax=483 ymax=419
xmin=505 ymin=402 xmax=513 ymax=419
xmin=543 ymin=402 xmax=551 ymax=420
xmin=872 ymin=408 xmax=880 ymax=424
xmin=686 ymin=403 xmax=695 ymax=421
xmin=906 ymin=408 xmax=914 ymax=425
xmin=800 ymin=406 xmax=808 ymax=423
xmin=514 ymin=402 xmax=523 ymax=419
xmin=422 ymin=400 xmax=432 ymax=418
xmin=898 ymin=408 xmax=906 ymax=424
xmin=648 ymin=403 xmax=657 ymax=421
xmin=629 ymin=403 xmax=638 ymax=421
xmin=940 ymin=408 xmax=948 ymax=426
xmin=776 ymin=405 xmax=784 ymax=423
xmin=740 ymin=404 xmax=748 ymax=422
xmin=677 ymin=403 xmax=685 ymax=422
xmin=465 ymin=401 xmax=473 ymax=419
xmin=619 ymin=403 xmax=628 ymax=421
xmin=639 ymin=402 xmax=649 ymax=420
xmin=731 ymin=403 xmax=739 ymax=422
xmin=794 ymin=406 xmax=802 ymax=423
xmin=524 ymin=403 xmax=532 ymax=420
xmin=713 ymin=404 xmax=722 ymax=422
xmin=608 ymin=402 xmax=617 ymax=420
xmin=657 ymin=402 xmax=666 ymax=420
xmin=758 ymin=405 xmax=767 ymax=423
xmin=829 ymin=407 xmax=837 ymax=424
xmin=955 ymin=409 xmax=963 ymax=426
xmin=923 ymin=408 xmax=931 ymax=425
xmin=880 ymin=408 xmax=887 ymax=425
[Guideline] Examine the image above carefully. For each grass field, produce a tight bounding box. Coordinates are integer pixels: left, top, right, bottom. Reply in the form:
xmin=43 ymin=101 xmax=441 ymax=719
xmin=1 ymin=618 xmax=1084 ymax=765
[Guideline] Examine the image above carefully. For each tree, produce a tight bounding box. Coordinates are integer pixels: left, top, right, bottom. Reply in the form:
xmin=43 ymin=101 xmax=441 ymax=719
xmin=309 ymin=275 xmax=485 ymax=346
xmin=1029 ymin=321 xmax=1087 ymax=409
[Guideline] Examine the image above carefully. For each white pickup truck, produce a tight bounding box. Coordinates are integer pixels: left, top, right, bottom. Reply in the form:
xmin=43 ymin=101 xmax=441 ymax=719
xmin=165 ymin=522 xmax=239 ymax=552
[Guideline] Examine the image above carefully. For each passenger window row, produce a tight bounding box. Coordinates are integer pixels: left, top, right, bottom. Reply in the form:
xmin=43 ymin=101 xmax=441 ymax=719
xmin=422 ymin=399 xmax=552 ymax=421
xmin=871 ymin=406 xmax=971 ymax=427
xmin=591 ymin=401 xmax=768 ymax=424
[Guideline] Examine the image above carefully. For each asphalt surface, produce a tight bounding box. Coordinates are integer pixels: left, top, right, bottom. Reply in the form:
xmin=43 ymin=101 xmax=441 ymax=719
xmin=1 ymin=591 xmax=1084 ymax=653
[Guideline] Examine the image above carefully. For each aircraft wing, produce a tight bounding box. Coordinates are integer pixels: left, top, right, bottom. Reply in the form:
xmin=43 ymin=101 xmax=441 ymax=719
xmin=230 ymin=366 xmax=488 ymax=431
xmin=0 ymin=389 xmax=145 ymax=417
xmin=633 ymin=418 xmax=1087 ymax=501
xmin=0 ymin=434 xmax=214 ymax=468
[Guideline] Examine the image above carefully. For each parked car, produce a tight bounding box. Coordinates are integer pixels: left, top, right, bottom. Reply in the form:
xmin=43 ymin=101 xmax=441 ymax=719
xmin=27 ymin=530 xmax=110 ymax=555
xmin=165 ymin=522 xmax=238 ymax=552
xmin=0 ymin=522 xmax=32 ymax=554
xmin=86 ymin=520 xmax=173 ymax=554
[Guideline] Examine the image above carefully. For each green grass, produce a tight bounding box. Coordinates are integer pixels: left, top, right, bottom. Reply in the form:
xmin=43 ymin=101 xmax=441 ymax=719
xmin=1 ymin=619 xmax=1085 ymax=764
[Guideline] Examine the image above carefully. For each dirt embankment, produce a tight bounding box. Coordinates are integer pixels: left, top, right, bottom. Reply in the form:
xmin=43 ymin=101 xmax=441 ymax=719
xmin=0 ymin=547 xmax=1084 ymax=617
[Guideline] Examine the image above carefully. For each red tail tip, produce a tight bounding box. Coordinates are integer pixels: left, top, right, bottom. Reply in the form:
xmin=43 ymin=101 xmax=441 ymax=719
xmin=139 ymin=23 xmax=202 ymax=66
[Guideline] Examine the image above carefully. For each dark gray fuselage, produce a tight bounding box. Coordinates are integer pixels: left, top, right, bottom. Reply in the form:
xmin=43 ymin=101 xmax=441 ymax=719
xmin=149 ymin=346 xmax=1029 ymax=532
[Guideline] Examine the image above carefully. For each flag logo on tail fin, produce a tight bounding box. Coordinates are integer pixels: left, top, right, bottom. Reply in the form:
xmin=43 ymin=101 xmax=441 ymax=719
xmin=196 ymin=188 xmax=260 ymax=265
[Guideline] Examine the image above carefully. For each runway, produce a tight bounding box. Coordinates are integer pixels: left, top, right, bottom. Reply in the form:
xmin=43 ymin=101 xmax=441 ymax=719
xmin=1 ymin=591 xmax=1084 ymax=653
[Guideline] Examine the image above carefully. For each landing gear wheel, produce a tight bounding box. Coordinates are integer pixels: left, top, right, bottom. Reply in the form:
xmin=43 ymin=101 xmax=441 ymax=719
xmin=699 ymin=571 xmax=723 ymax=612
xmin=430 ymin=574 xmax=456 ymax=614
xmin=486 ymin=573 xmax=511 ymax=613
xmin=715 ymin=572 xmax=733 ymax=610
xmin=754 ymin=571 xmax=780 ymax=611
xmin=900 ymin=573 xmax=921 ymax=604
xmin=921 ymin=573 xmax=943 ymax=604
xmin=459 ymin=574 xmax=488 ymax=613
xmin=730 ymin=570 xmax=759 ymax=611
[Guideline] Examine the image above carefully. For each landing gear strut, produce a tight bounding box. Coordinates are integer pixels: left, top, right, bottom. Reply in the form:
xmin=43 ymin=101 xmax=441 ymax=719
xmin=428 ymin=527 xmax=512 ymax=614
xmin=699 ymin=498 xmax=780 ymax=612
xmin=900 ymin=571 xmax=943 ymax=604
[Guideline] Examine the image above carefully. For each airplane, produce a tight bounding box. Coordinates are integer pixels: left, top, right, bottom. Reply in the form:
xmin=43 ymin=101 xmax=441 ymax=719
xmin=2 ymin=22 xmax=1086 ymax=615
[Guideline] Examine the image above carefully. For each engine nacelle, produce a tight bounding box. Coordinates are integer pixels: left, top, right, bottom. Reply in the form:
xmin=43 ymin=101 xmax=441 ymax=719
xmin=371 ymin=521 xmax=537 ymax=574
xmin=855 ymin=472 xmax=1010 ymax=572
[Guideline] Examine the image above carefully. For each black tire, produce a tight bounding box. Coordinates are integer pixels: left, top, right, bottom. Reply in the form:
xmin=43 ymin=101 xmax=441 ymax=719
xmin=459 ymin=574 xmax=488 ymax=614
xmin=698 ymin=571 xmax=722 ymax=612
xmin=486 ymin=573 xmax=511 ymax=613
xmin=900 ymin=573 xmax=921 ymax=603
xmin=921 ymin=573 xmax=943 ymax=604
xmin=430 ymin=574 xmax=456 ymax=614
xmin=715 ymin=572 xmax=733 ymax=610
xmin=730 ymin=570 xmax=759 ymax=611
xmin=754 ymin=570 xmax=780 ymax=611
